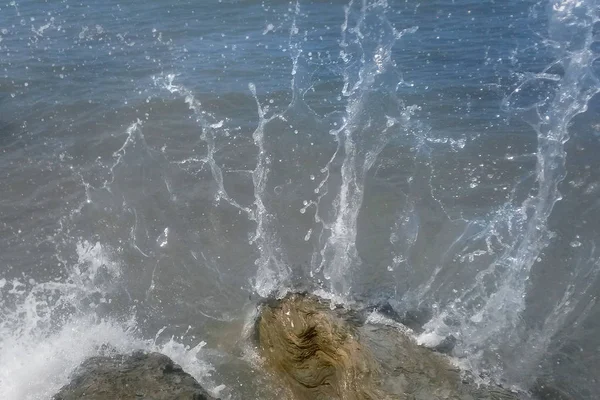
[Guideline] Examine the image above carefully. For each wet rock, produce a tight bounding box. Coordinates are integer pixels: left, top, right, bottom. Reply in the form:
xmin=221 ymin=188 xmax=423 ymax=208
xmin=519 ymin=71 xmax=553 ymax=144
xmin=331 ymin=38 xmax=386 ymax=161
xmin=431 ymin=334 xmax=457 ymax=355
xmin=53 ymin=351 xmax=217 ymax=400
xmin=531 ymin=378 xmax=573 ymax=400
xmin=256 ymin=293 xmax=523 ymax=400
xmin=257 ymin=294 xmax=385 ymax=400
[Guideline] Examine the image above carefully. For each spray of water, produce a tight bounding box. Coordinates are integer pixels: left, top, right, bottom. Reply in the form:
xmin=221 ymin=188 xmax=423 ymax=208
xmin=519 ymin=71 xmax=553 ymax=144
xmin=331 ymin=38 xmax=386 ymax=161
xmin=308 ymin=0 xmax=418 ymax=296
xmin=4 ymin=0 xmax=597 ymax=397
xmin=415 ymin=0 xmax=600 ymax=386
xmin=0 ymin=240 xmax=212 ymax=400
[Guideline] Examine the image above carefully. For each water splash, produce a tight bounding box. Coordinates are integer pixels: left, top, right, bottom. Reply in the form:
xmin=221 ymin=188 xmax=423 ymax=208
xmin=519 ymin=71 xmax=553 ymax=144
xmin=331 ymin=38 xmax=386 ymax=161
xmin=154 ymin=73 xmax=290 ymax=297
xmin=248 ymin=82 xmax=291 ymax=297
xmin=313 ymin=0 xmax=418 ymax=296
xmin=416 ymin=0 xmax=600 ymax=385
xmin=0 ymin=240 xmax=213 ymax=400
xmin=155 ymin=74 xmax=250 ymax=214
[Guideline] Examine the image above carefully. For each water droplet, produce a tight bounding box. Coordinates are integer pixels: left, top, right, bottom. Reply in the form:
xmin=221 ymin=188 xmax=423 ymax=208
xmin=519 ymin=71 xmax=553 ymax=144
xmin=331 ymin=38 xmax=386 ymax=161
xmin=304 ymin=229 xmax=312 ymax=241
xmin=263 ymin=23 xmax=274 ymax=35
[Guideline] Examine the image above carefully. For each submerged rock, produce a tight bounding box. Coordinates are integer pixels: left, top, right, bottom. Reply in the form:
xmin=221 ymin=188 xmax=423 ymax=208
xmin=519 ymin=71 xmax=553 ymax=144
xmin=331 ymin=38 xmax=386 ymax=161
xmin=256 ymin=293 xmax=523 ymax=400
xmin=53 ymin=351 xmax=217 ymax=400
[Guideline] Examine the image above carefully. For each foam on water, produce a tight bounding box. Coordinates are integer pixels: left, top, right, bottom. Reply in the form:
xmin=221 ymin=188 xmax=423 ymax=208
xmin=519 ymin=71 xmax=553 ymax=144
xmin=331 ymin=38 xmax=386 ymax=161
xmin=0 ymin=236 xmax=213 ymax=400
xmin=0 ymin=315 xmax=213 ymax=400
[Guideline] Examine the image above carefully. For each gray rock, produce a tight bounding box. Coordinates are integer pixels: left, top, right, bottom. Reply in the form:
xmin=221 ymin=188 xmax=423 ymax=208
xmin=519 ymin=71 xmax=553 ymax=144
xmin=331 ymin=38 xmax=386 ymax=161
xmin=53 ymin=351 xmax=218 ymax=400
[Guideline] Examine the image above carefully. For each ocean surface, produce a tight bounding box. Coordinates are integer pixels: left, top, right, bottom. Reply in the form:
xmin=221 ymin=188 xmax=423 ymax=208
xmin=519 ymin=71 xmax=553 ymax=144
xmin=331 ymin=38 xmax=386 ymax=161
xmin=1 ymin=0 xmax=599 ymax=399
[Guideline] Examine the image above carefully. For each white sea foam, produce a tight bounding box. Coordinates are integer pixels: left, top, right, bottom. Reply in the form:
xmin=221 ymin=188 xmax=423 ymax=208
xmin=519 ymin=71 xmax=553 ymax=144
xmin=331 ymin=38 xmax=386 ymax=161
xmin=0 ymin=241 xmax=213 ymax=400
xmin=365 ymin=311 xmax=414 ymax=336
xmin=0 ymin=316 xmax=213 ymax=400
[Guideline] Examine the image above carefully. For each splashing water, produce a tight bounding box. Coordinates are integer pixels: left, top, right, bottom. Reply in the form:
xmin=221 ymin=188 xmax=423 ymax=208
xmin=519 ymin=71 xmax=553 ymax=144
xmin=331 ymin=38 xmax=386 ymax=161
xmin=315 ymin=1 xmax=418 ymax=296
xmin=0 ymin=241 xmax=211 ymax=400
xmin=414 ymin=0 xmax=600 ymax=387
xmin=2 ymin=0 xmax=600 ymax=398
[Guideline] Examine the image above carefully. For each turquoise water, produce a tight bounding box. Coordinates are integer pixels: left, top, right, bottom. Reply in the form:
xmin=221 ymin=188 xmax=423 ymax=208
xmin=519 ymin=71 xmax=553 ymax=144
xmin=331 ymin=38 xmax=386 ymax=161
xmin=1 ymin=0 xmax=599 ymax=398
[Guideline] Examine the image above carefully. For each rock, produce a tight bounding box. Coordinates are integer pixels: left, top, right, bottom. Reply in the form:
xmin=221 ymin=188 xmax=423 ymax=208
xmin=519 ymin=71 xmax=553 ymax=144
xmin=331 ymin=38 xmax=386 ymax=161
xmin=53 ymin=351 xmax=218 ymax=400
xmin=257 ymin=294 xmax=385 ymax=400
xmin=531 ymin=378 xmax=573 ymax=400
xmin=256 ymin=293 xmax=524 ymax=400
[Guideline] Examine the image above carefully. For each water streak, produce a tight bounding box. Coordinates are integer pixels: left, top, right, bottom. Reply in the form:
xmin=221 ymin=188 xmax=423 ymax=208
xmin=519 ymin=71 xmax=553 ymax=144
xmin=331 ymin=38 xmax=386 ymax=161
xmin=417 ymin=0 xmax=600 ymax=384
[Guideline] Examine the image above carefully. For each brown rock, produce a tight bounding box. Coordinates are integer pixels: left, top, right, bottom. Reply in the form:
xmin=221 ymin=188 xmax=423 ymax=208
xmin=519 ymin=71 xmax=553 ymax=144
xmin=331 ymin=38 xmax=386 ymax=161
xmin=256 ymin=293 xmax=524 ymax=400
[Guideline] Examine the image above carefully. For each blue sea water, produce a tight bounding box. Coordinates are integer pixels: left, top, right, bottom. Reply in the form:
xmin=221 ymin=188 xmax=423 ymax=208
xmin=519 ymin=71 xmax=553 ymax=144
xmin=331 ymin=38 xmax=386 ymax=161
xmin=1 ymin=0 xmax=599 ymax=398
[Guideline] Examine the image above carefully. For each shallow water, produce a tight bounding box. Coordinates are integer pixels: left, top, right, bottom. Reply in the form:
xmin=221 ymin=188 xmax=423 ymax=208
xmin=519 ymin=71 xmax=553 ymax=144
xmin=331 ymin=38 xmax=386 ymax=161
xmin=1 ymin=0 xmax=599 ymax=399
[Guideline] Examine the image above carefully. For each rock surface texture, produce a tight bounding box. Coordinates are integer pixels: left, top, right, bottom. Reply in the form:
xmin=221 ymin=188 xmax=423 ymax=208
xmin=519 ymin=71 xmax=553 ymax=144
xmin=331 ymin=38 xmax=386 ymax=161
xmin=256 ymin=293 xmax=524 ymax=400
xmin=53 ymin=351 xmax=217 ymax=400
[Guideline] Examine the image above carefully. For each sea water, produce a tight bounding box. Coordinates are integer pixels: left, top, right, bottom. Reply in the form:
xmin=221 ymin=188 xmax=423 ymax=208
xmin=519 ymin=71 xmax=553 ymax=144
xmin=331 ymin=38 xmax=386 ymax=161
xmin=1 ymin=0 xmax=599 ymax=398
